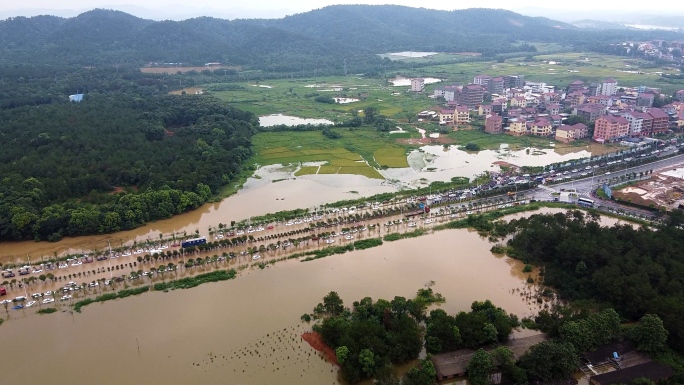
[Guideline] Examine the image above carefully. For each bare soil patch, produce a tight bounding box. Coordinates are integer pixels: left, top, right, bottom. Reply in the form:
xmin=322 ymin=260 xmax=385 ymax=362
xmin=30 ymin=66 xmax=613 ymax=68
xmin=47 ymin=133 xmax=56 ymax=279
xmin=140 ymin=66 xmax=239 ymax=74
xmin=302 ymin=331 xmax=339 ymax=366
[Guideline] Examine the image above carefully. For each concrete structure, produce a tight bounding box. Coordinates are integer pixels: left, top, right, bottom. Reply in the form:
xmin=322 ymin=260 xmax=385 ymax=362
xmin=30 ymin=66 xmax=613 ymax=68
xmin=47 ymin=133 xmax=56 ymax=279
xmin=601 ymin=78 xmax=618 ymax=96
xmin=488 ymin=77 xmax=505 ymax=94
xmin=411 ymin=78 xmax=425 ymax=92
xmin=588 ymin=82 xmax=601 ymax=96
xmin=478 ymin=104 xmax=492 ymax=116
xmin=594 ymin=115 xmax=629 ymax=142
xmin=438 ymin=109 xmax=454 ymax=124
xmin=484 ymin=114 xmax=503 ymax=134
xmin=567 ymin=91 xmax=586 ymax=107
xmin=473 ymin=74 xmax=492 ymax=86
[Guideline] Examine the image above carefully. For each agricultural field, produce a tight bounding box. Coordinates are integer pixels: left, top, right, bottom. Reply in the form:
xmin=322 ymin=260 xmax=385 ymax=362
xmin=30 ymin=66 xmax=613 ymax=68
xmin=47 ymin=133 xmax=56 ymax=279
xmin=209 ymin=76 xmax=429 ymax=121
xmin=252 ymin=129 xmax=412 ymax=179
xmin=417 ymin=52 xmax=683 ymax=95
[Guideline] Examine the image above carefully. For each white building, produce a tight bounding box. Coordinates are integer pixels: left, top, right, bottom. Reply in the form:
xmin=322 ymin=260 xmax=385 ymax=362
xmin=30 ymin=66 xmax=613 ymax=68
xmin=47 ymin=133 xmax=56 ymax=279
xmin=601 ymin=78 xmax=618 ymax=96
xmin=621 ymin=111 xmax=643 ymax=136
xmin=411 ymin=78 xmax=425 ymax=92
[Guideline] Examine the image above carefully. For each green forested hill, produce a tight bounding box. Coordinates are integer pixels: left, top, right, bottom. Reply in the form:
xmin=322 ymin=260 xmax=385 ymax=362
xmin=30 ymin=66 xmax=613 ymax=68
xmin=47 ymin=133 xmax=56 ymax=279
xmin=0 ymin=79 xmax=257 ymax=241
xmin=0 ymin=6 xmax=680 ymax=68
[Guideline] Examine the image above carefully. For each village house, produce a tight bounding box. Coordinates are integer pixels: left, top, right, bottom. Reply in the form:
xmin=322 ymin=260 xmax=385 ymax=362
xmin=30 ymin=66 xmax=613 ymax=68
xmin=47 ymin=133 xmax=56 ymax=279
xmin=648 ymin=108 xmax=669 ymax=135
xmin=546 ymin=103 xmax=561 ymax=115
xmin=454 ymin=105 xmax=471 ymax=125
xmin=601 ymin=78 xmax=618 ymax=96
xmin=510 ymin=96 xmax=527 ymax=108
xmin=567 ymin=80 xmax=585 ymax=93
xmin=637 ymin=92 xmax=655 ymax=107
xmin=507 ymin=120 xmax=527 ymax=136
xmin=566 ymin=91 xmax=586 ymax=107
xmin=676 ymin=90 xmax=684 ymax=102
xmin=678 ymin=110 xmax=684 ymax=128
xmin=478 ymin=104 xmax=492 ymax=116
xmin=575 ymin=104 xmax=605 ymax=122
xmin=594 ymin=115 xmax=629 ymax=142
xmin=528 ymin=118 xmax=553 ymax=137
xmin=484 ymin=114 xmax=503 ymax=134
xmin=555 ymin=123 xmax=589 ymax=143
xmin=411 ymin=78 xmax=425 ymax=92
xmin=438 ymin=109 xmax=454 ymax=124
xmin=621 ymin=111 xmax=644 ymax=136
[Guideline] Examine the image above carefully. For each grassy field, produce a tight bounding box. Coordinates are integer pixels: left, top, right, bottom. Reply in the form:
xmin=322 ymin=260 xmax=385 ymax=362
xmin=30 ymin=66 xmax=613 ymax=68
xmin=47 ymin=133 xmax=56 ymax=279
xmin=251 ymin=129 xmax=413 ymax=178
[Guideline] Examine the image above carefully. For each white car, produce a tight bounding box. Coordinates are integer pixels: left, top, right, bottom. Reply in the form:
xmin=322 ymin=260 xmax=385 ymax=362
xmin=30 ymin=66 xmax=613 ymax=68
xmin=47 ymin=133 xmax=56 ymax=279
xmin=408 ymin=222 xmax=417 ymax=227
xmin=285 ymin=222 xmax=294 ymax=226
xmin=61 ymin=295 xmax=72 ymax=301
xmin=345 ymin=235 xmax=354 ymax=240
xmin=70 ymin=261 xmax=82 ymax=266
xmin=466 ymin=211 xmax=473 ymax=215
xmin=44 ymin=291 xmax=53 ymax=296
xmin=424 ymin=219 xmax=433 ymax=224
xmin=58 ymin=264 xmax=68 ymax=269
xmin=0 ymin=299 xmax=11 ymax=305
xmin=326 ymin=239 xmax=335 ymax=244
xmin=26 ymin=301 xmax=37 ymax=308
xmin=252 ymin=255 xmax=261 ymax=260
xmin=42 ymin=298 xmax=54 ymax=304
xmin=31 ymin=293 xmax=42 ymax=299
xmin=32 ymin=268 xmax=43 ymax=274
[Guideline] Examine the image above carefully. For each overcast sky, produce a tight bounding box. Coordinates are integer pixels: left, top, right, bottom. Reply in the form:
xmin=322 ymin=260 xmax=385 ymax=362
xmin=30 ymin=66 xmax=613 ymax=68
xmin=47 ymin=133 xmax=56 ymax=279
xmin=0 ymin=0 xmax=675 ymax=21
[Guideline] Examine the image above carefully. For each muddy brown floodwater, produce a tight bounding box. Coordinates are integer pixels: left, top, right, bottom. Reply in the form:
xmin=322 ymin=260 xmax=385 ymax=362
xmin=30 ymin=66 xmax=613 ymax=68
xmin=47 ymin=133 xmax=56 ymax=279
xmin=0 ymin=227 xmax=544 ymax=385
xmin=0 ymin=173 xmax=395 ymax=263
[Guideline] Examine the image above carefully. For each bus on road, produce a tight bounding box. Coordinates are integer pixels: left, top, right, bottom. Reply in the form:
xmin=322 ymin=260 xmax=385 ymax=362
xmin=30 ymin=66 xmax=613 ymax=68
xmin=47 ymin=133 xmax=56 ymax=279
xmin=181 ymin=236 xmax=207 ymax=249
xmin=577 ymin=198 xmax=594 ymax=208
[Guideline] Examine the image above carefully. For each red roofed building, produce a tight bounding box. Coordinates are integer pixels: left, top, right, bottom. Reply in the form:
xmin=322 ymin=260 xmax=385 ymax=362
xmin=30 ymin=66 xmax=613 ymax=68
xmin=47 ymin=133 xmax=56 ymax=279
xmin=568 ymin=80 xmax=585 ymax=93
xmin=601 ymin=78 xmax=618 ymax=96
xmin=676 ymin=90 xmax=684 ymax=102
xmin=456 ymin=85 xmax=485 ymax=108
xmin=485 ymin=114 xmax=503 ymax=134
xmin=594 ymin=115 xmax=629 ymax=142
xmin=454 ymin=105 xmax=471 ymax=125
xmin=648 ymin=108 xmax=669 ymax=135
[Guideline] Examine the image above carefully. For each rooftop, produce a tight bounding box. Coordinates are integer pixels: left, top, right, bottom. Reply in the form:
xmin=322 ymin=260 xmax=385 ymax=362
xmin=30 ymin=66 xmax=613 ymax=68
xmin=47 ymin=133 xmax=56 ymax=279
xmin=589 ymin=362 xmax=673 ymax=385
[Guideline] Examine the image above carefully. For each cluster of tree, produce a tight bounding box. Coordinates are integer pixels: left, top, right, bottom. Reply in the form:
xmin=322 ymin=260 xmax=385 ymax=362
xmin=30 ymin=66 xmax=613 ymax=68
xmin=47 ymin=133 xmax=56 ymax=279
xmin=0 ymin=85 xmax=256 ymax=240
xmin=322 ymin=127 xmax=342 ymax=139
xmin=425 ymin=300 xmax=519 ymax=354
xmin=505 ymin=210 xmax=684 ymax=352
xmin=314 ymin=95 xmax=336 ymax=104
xmin=310 ymin=290 xmax=441 ymax=383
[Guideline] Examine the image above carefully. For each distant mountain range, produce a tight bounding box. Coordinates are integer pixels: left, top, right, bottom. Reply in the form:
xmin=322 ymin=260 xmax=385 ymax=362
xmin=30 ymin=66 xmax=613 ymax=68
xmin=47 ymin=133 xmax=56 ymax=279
xmin=0 ymin=5 xmax=680 ymax=70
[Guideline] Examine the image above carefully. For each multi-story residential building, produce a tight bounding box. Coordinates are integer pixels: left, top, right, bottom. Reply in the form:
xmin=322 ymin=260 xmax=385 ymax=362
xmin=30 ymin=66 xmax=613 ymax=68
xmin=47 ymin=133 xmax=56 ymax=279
xmin=510 ymin=96 xmax=527 ymax=108
xmin=485 ymin=114 xmax=503 ymax=134
xmin=503 ymin=75 xmax=525 ymax=89
xmin=454 ymin=105 xmax=471 ymax=125
xmin=433 ymin=85 xmax=459 ymax=102
xmin=478 ymin=104 xmax=492 ymax=116
xmin=489 ymin=77 xmax=505 ymax=94
xmin=492 ymin=99 xmax=507 ymax=114
xmin=457 ymin=84 xmax=485 ymax=108
xmin=555 ymin=123 xmax=589 ymax=143
xmin=546 ymin=103 xmax=561 ymax=115
xmin=637 ymin=92 xmax=655 ymax=107
xmin=648 ymin=108 xmax=669 ymax=134
xmin=622 ymin=111 xmax=644 ymax=136
xmin=528 ymin=119 xmax=553 ymax=137
xmin=601 ymin=78 xmax=618 ymax=96
xmin=411 ymin=78 xmax=425 ymax=92
xmin=575 ymin=104 xmax=605 ymax=122
xmin=508 ymin=120 xmax=527 ymax=136
xmin=678 ymin=110 xmax=684 ymax=128
xmin=594 ymin=115 xmax=629 ymax=142
xmin=675 ymin=90 xmax=684 ymax=102
xmin=566 ymin=91 xmax=586 ymax=107
xmin=588 ymin=83 xmax=601 ymax=96
xmin=567 ymin=80 xmax=585 ymax=93
xmin=438 ymin=109 xmax=454 ymax=124
xmin=474 ymin=74 xmax=492 ymax=86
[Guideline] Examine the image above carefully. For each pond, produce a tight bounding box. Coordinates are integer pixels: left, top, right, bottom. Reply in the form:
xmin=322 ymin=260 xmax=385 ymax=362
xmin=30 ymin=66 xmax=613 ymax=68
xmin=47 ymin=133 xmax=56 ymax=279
xmin=259 ymin=114 xmax=334 ymax=127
